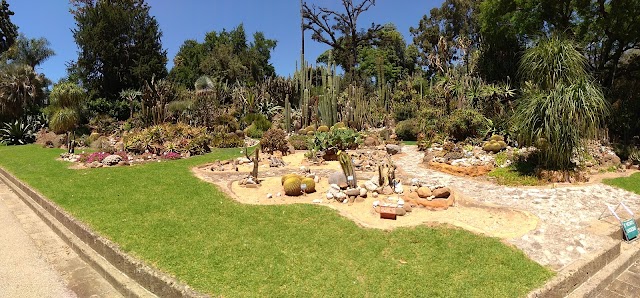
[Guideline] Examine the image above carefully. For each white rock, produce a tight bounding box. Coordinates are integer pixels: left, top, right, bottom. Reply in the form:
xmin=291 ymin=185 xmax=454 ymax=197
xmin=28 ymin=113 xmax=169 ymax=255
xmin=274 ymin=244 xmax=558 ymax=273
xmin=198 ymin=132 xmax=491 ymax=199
xmin=397 ymin=199 xmax=405 ymax=207
xmin=266 ymin=193 xmax=273 ymax=199
xmin=372 ymin=200 xmax=380 ymax=207
xmin=342 ymin=199 xmax=348 ymax=204
xmin=576 ymin=246 xmax=587 ymax=254
xmin=330 ymin=184 xmax=341 ymax=191
xmin=372 ymin=192 xmax=379 ymax=198
xmin=326 ymin=192 xmax=334 ymax=199
xmin=364 ymin=181 xmax=378 ymax=192
xmin=276 ymin=192 xmax=282 ymax=197
xmin=314 ymin=176 xmax=320 ymax=183
xmin=335 ymin=192 xmax=347 ymax=200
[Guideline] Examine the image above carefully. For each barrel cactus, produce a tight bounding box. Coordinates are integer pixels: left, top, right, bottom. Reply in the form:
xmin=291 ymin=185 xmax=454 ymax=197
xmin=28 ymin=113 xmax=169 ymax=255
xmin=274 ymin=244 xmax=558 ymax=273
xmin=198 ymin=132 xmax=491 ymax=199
xmin=483 ymin=140 xmax=506 ymax=153
xmin=283 ymin=177 xmax=303 ymax=196
xmin=490 ymin=135 xmax=505 ymax=142
xmin=318 ymin=125 xmax=330 ymax=132
xmin=300 ymin=177 xmax=316 ymax=193
xmin=281 ymin=174 xmax=301 ymax=185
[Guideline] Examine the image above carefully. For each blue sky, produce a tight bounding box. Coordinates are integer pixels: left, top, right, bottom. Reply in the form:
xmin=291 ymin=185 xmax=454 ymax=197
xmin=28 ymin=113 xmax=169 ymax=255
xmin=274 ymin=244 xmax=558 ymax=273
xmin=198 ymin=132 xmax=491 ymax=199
xmin=9 ymin=0 xmax=442 ymax=83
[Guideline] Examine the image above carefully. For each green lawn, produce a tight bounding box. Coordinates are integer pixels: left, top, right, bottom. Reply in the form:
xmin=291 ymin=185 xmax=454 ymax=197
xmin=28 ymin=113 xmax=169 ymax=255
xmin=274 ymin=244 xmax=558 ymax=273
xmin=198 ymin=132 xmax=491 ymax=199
xmin=0 ymin=145 xmax=552 ymax=297
xmin=604 ymin=172 xmax=640 ymax=194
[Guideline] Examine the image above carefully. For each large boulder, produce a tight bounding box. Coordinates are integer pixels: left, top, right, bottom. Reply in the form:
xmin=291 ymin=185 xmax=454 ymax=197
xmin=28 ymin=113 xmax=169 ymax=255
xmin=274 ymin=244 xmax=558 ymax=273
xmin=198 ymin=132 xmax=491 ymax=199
xmin=385 ymin=144 xmax=401 ymax=155
xmin=416 ymin=187 xmax=432 ymax=198
xmin=328 ymin=171 xmax=348 ymax=185
xmin=102 ymin=154 xmax=123 ymax=166
xmin=432 ymin=187 xmax=451 ymax=198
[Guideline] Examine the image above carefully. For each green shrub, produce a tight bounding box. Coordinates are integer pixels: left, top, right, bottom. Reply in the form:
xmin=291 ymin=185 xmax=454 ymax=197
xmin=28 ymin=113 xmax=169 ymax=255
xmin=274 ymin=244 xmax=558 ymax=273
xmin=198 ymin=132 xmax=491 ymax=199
xmin=211 ymin=133 xmax=244 ymax=148
xmin=123 ymin=123 xmax=212 ymax=155
xmin=395 ymin=119 xmax=420 ymax=141
xmin=288 ymin=134 xmax=310 ymax=150
xmin=445 ymin=108 xmax=489 ymax=141
xmin=0 ymin=119 xmax=36 ymax=145
xmin=260 ymin=128 xmax=289 ymax=154
xmin=310 ymin=128 xmax=361 ymax=152
xmin=244 ymin=113 xmax=272 ymax=131
xmin=245 ymin=124 xmax=264 ymax=139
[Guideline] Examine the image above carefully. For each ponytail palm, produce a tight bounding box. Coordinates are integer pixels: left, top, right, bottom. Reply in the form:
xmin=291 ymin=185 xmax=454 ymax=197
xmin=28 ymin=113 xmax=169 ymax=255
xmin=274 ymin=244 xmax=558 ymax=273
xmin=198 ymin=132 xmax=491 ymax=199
xmin=513 ymin=36 xmax=608 ymax=172
xmin=48 ymin=82 xmax=86 ymax=152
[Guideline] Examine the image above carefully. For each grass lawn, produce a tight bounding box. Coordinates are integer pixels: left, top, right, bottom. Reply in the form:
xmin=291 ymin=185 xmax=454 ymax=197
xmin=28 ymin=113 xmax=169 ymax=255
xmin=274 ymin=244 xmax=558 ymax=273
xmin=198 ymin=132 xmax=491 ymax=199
xmin=0 ymin=145 xmax=552 ymax=297
xmin=604 ymin=172 xmax=640 ymax=194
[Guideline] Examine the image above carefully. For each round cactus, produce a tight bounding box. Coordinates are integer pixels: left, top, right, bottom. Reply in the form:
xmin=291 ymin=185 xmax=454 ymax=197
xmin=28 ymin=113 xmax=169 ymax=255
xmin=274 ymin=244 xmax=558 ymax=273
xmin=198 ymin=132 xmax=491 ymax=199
xmin=305 ymin=125 xmax=316 ymax=132
xmin=483 ymin=141 xmax=502 ymax=153
xmin=281 ymin=174 xmax=301 ymax=185
xmin=497 ymin=140 xmax=507 ymax=149
xmin=300 ymin=177 xmax=316 ymax=193
xmin=306 ymin=130 xmax=315 ymax=136
xmin=490 ymin=135 xmax=505 ymax=142
xmin=334 ymin=122 xmax=345 ymax=129
xmin=298 ymin=129 xmax=307 ymax=135
xmin=317 ymin=125 xmax=329 ymax=132
xmin=283 ymin=177 xmax=302 ymax=196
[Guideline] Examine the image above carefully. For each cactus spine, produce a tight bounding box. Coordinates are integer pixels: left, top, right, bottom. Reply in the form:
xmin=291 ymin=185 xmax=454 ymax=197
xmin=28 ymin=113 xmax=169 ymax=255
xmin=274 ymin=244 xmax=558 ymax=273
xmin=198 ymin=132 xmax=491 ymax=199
xmin=338 ymin=151 xmax=357 ymax=188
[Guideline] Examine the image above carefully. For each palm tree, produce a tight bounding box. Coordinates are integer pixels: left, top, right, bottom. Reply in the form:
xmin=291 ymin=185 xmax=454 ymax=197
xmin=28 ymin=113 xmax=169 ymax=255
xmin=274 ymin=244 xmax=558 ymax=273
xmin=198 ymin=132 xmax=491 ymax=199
xmin=119 ymin=89 xmax=141 ymax=119
xmin=512 ymin=36 xmax=608 ymax=176
xmin=0 ymin=63 xmax=45 ymax=122
xmin=11 ymin=35 xmax=55 ymax=69
xmin=48 ymin=82 xmax=85 ymax=153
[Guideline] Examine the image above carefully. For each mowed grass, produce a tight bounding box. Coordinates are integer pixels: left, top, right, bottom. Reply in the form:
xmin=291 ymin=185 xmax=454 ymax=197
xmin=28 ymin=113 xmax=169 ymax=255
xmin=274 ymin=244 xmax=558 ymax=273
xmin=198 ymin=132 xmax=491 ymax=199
xmin=0 ymin=145 xmax=552 ymax=297
xmin=604 ymin=172 xmax=640 ymax=194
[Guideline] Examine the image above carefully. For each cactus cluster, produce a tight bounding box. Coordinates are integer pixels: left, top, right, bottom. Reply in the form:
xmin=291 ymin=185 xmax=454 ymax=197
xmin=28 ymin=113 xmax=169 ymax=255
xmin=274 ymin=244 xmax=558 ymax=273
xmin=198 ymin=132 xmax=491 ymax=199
xmin=281 ymin=173 xmax=316 ymax=196
xmin=483 ymin=135 xmax=507 ymax=153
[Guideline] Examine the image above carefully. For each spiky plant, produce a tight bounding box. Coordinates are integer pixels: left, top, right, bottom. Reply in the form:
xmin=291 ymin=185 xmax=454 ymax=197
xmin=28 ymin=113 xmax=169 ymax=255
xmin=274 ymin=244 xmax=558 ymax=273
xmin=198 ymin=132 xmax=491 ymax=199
xmin=512 ymin=36 xmax=608 ymax=174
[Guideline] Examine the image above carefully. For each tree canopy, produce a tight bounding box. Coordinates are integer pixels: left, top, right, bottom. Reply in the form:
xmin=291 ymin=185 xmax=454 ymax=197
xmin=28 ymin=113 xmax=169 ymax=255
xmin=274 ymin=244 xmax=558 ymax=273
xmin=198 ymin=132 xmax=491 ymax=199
xmin=169 ymin=24 xmax=277 ymax=88
xmin=0 ymin=0 xmax=17 ymax=55
xmin=70 ymin=0 xmax=167 ymax=105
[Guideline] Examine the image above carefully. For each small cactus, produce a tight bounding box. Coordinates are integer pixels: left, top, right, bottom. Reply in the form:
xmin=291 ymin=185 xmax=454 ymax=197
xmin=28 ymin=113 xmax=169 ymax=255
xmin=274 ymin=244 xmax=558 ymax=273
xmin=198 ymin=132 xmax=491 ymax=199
xmin=300 ymin=177 xmax=316 ymax=193
xmin=298 ymin=129 xmax=307 ymax=135
xmin=306 ymin=130 xmax=315 ymax=136
xmin=334 ymin=122 xmax=345 ymax=129
xmin=317 ymin=125 xmax=329 ymax=132
xmin=482 ymin=140 xmax=505 ymax=153
xmin=490 ymin=135 xmax=505 ymax=142
xmin=305 ymin=125 xmax=316 ymax=132
xmin=283 ymin=177 xmax=302 ymax=196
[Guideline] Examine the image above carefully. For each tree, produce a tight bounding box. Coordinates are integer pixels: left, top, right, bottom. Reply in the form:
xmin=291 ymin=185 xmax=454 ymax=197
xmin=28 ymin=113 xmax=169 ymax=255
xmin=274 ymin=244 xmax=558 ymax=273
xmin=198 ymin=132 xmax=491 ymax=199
xmin=70 ymin=0 xmax=167 ymax=116
xmin=0 ymin=64 xmax=46 ymax=122
xmin=0 ymin=0 xmax=17 ymax=54
xmin=47 ymin=82 xmax=86 ymax=153
xmin=512 ymin=36 xmax=608 ymax=174
xmin=410 ymin=0 xmax=478 ymax=76
xmin=169 ymin=25 xmax=277 ymax=87
xmin=302 ymin=0 xmax=382 ymax=79
xmin=2 ymin=35 xmax=55 ymax=69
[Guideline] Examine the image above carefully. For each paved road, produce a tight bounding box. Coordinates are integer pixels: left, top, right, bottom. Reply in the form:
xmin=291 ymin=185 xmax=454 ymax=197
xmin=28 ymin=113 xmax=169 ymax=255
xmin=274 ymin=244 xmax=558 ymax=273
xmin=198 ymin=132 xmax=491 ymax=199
xmin=0 ymin=181 xmax=121 ymax=298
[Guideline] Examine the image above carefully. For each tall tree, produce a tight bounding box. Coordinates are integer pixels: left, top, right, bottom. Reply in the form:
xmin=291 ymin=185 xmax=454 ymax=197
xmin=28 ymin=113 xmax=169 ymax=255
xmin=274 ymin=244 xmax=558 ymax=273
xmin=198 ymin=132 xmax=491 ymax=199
xmin=70 ymin=0 xmax=167 ymax=113
xmin=410 ymin=0 xmax=478 ymax=76
xmin=0 ymin=64 xmax=46 ymax=122
xmin=3 ymin=35 xmax=55 ymax=69
xmin=169 ymin=25 xmax=276 ymax=88
xmin=302 ymin=0 xmax=381 ymax=80
xmin=0 ymin=0 xmax=17 ymax=54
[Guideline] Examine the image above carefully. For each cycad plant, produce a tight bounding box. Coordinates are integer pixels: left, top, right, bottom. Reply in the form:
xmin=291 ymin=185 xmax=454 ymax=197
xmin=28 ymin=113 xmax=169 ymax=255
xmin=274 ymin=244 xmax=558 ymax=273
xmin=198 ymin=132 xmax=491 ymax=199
xmin=47 ymin=82 xmax=85 ymax=153
xmin=512 ymin=36 xmax=608 ymax=174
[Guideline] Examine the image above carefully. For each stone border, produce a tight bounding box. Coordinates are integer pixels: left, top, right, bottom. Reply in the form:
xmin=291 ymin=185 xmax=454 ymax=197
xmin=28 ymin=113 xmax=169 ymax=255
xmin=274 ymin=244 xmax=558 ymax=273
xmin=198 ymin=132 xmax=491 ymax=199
xmin=0 ymin=167 xmax=210 ymax=298
xmin=528 ymin=219 xmax=640 ymax=297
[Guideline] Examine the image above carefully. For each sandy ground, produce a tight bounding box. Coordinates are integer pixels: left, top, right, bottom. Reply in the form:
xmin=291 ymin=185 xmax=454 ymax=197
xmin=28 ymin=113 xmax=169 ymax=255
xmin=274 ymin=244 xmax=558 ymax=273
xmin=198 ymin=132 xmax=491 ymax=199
xmin=193 ymin=150 xmax=539 ymax=239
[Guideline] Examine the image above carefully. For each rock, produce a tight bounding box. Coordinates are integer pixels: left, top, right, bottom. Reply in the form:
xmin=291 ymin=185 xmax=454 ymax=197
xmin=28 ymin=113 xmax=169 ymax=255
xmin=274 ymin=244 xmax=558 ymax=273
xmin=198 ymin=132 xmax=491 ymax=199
xmin=335 ymin=192 xmax=347 ymax=200
xmin=371 ymin=192 xmax=379 ymax=198
xmin=236 ymin=157 xmax=251 ymax=164
xmin=372 ymin=200 xmax=380 ymax=207
xmin=394 ymin=183 xmax=404 ymax=194
xmin=328 ymin=171 xmax=347 ymax=185
xmin=415 ymin=194 xmax=455 ymax=210
xmin=364 ymin=136 xmax=380 ymax=147
xmin=403 ymin=204 xmax=413 ymax=212
xmin=338 ymin=182 xmax=349 ymax=190
xmin=326 ymin=192 xmax=334 ymax=199
xmin=432 ymin=187 xmax=451 ymax=198
xmin=344 ymin=188 xmax=361 ymax=196
xmin=364 ymin=181 xmax=378 ymax=192
xmin=102 ymin=154 xmax=122 ymax=166
xmin=330 ymin=184 xmax=341 ymax=191
xmin=355 ymin=197 xmax=366 ymax=203
xmin=396 ymin=208 xmax=407 ymax=216
xmin=381 ymin=186 xmax=394 ymax=195
xmin=314 ymin=176 xmax=320 ymax=183
xmin=385 ymin=144 xmax=401 ymax=155
xmin=416 ymin=187 xmax=432 ymax=198
xmin=397 ymin=199 xmax=405 ymax=207
xmin=359 ymin=188 xmax=368 ymax=198
xmin=266 ymin=193 xmax=273 ymax=199
xmin=117 ymin=161 xmax=129 ymax=166
xmin=276 ymin=192 xmax=282 ymax=197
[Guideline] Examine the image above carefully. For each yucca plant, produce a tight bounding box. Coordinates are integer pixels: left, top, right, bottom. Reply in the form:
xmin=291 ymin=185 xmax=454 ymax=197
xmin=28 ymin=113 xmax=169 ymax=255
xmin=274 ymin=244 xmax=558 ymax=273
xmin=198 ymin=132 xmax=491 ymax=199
xmin=512 ymin=36 xmax=609 ymax=175
xmin=47 ymin=82 xmax=86 ymax=153
xmin=0 ymin=119 xmax=36 ymax=145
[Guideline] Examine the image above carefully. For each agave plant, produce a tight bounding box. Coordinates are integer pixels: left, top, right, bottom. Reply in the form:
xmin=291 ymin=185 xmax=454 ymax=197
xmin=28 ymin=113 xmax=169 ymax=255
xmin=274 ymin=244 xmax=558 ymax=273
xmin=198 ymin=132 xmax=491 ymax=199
xmin=0 ymin=119 xmax=36 ymax=145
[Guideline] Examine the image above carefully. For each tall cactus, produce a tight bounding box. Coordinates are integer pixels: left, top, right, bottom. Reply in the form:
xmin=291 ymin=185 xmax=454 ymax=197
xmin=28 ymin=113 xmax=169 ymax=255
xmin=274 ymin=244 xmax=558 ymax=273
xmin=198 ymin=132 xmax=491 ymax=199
xmin=338 ymin=151 xmax=357 ymax=188
xmin=284 ymin=94 xmax=291 ymax=132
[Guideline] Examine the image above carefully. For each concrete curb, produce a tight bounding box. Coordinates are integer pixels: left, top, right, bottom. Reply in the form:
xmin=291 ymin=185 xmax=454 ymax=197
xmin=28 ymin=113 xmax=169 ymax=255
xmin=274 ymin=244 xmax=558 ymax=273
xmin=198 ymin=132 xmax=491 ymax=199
xmin=527 ymin=240 xmax=621 ymax=298
xmin=567 ymin=241 xmax=640 ymax=297
xmin=0 ymin=167 xmax=210 ymax=298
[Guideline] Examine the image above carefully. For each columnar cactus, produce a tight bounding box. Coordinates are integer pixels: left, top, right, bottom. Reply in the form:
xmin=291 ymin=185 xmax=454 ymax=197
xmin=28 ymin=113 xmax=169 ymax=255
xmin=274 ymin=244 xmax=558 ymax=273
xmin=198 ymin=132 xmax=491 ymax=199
xmin=339 ymin=151 xmax=357 ymax=188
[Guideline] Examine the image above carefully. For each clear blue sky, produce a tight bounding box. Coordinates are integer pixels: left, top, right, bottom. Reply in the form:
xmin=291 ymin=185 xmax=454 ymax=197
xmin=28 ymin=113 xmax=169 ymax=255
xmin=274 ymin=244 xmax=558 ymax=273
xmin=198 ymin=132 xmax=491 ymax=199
xmin=8 ymin=0 xmax=442 ymax=83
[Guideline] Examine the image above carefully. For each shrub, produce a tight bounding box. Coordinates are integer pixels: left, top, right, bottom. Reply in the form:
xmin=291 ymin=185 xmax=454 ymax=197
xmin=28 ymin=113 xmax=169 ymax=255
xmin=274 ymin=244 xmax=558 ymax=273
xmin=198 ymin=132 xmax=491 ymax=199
xmin=288 ymin=134 xmax=310 ymax=150
xmin=89 ymin=114 xmax=118 ymax=135
xmin=395 ymin=119 xmax=420 ymax=141
xmin=0 ymin=119 xmax=36 ymax=145
xmin=244 ymin=113 xmax=272 ymax=131
xmin=81 ymin=152 xmax=110 ymax=163
xmin=260 ymin=128 xmax=289 ymax=154
xmin=309 ymin=128 xmax=361 ymax=152
xmin=445 ymin=108 xmax=489 ymax=141
xmin=123 ymin=123 xmax=212 ymax=155
xmin=245 ymin=124 xmax=264 ymax=139
xmin=162 ymin=151 xmax=182 ymax=160
xmin=211 ymin=132 xmax=244 ymax=148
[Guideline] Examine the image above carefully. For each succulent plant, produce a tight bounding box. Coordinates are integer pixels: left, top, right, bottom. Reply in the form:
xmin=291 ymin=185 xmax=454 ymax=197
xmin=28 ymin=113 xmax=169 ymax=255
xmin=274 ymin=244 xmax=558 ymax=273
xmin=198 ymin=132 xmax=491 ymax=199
xmin=281 ymin=173 xmax=301 ymax=185
xmin=490 ymin=135 xmax=505 ymax=142
xmin=283 ymin=177 xmax=302 ymax=196
xmin=317 ymin=125 xmax=329 ymax=132
xmin=300 ymin=177 xmax=316 ymax=193
xmin=306 ymin=130 xmax=315 ymax=136
xmin=482 ymin=140 xmax=504 ymax=153
xmin=305 ymin=125 xmax=316 ymax=132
